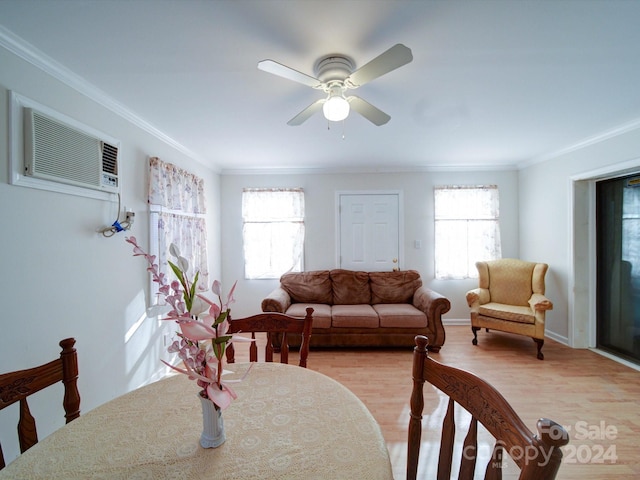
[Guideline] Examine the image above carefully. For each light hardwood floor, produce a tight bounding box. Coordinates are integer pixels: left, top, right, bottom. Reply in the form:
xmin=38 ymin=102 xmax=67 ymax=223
xmin=234 ymin=326 xmax=640 ymax=479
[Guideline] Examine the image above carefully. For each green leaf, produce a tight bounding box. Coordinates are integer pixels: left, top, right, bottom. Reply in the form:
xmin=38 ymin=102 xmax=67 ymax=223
xmin=212 ymin=341 xmax=225 ymax=359
xmin=167 ymin=260 xmax=180 ymax=276
xmin=189 ymin=271 xmax=200 ymax=303
xmin=168 ymin=261 xmax=186 ymax=285
xmin=215 ymin=310 xmax=228 ymax=325
xmin=214 ymin=335 xmax=233 ymax=345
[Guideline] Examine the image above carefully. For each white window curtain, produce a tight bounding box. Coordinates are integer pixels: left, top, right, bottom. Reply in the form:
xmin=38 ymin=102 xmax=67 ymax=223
xmin=434 ymin=185 xmax=501 ymax=279
xmin=242 ymin=188 xmax=305 ymax=279
xmin=148 ymin=157 xmax=208 ymax=298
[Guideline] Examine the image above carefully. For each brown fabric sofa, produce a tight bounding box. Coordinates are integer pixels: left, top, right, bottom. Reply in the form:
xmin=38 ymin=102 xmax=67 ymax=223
xmin=261 ymin=269 xmax=451 ymax=351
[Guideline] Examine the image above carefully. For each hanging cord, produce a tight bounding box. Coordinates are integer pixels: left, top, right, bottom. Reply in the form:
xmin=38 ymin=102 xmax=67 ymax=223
xmin=326 ymin=119 xmax=347 ymax=139
xmin=99 ymin=193 xmax=134 ymax=237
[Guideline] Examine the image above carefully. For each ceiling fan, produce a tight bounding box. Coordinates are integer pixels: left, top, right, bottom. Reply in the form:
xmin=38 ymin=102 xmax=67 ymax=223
xmin=258 ymin=44 xmax=413 ymax=126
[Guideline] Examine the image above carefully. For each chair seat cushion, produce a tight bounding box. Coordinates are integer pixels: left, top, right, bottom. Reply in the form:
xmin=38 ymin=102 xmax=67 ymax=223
xmin=331 ymin=304 xmax=379 ymax=328
xmin=286 ymin=303 xmax=332 ymax=329
xmin=478 ymin=302 xmax=535 ymax=324
xmin=374 ymin=304 xmax=428 ymax=328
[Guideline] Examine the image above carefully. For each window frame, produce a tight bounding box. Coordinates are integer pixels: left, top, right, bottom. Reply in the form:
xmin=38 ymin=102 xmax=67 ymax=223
xmin=242 ymin=187 xmax=305 ymax=280
xmin=434 ymin=185 xmax=502 ymax=280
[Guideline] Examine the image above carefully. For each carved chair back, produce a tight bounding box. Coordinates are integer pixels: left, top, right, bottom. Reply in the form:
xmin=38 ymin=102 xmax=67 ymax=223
xmin=226 ymin=308 xmax=314 ymax=367
xmin=0 ymin=338 xmax=80 ymax=469
xmin=407 ymin=335 xmax=569 ymax=480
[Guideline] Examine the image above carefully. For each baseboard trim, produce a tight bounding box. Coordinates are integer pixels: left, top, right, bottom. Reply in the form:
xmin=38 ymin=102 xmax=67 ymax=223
xmin=545 ymin=330 xmax=569 ymax=346
xmin=443 ymin=318 xmax=470 ymax=326
xmin=445 ymin=319 xmax=572 ymax=348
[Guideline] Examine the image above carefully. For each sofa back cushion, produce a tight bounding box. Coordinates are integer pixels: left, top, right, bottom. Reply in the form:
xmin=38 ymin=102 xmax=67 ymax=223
xmin=280 ymin=270 xmax=333 ymax=304
xmin=330 ymin=269 xmax=371 ymax=305
xmin=369 ymin=270 xmax=422 ymax=304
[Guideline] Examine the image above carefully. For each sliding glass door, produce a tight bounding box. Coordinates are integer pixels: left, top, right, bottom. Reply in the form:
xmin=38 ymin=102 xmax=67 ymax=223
xmin=596 ymin=173 xmax=640 ymax=364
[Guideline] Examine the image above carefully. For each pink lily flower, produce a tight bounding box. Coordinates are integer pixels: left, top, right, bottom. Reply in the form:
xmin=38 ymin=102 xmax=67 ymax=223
xmin=178 ymin=317 xmax=254 ymax=345
xmin=204 ymin=361 xmax=237 ymax=410
xmin=127 ymin=235 xmax=253 ymax=410
xmin=206 ymin=382 xmax=237 ymax=410
xmin=179 ymin=320 xmax=219 ymax=341
xmin=160 ymin=359 xmax=250 ymax=410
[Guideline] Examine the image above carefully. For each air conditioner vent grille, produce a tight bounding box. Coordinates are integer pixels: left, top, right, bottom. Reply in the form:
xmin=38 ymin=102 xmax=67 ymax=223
xmin=31 ymin=111 xmax=101 ymax=186
xmin=101 ymin=142 xmax=118 ymax=175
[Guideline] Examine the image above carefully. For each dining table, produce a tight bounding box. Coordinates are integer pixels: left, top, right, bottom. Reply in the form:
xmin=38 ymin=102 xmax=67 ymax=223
xmin=0 ymin=362 xmax=394 ymax=479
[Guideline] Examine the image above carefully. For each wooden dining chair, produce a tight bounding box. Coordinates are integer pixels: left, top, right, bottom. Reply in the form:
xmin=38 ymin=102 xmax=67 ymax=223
xmin=407 ymin=335 xmax=569 ymax=480
xmin=225 ymin=307 xmax=314 ymax=367
xmin=0 ymin=337 xmax=80 ymax=470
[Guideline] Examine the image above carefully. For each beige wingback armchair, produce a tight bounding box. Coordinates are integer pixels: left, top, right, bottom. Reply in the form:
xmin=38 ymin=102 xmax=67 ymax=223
xmin=466 ymin=258 xmax=553 ymax=360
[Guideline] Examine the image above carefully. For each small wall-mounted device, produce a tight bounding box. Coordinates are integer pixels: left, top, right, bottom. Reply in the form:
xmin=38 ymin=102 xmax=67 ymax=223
xmin=99 ymin=199 xmax=134 ymax=237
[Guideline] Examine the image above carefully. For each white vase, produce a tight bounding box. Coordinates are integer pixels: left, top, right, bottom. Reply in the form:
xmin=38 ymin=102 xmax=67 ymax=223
xmin=198 ymin=394 xmax=226 ymax=448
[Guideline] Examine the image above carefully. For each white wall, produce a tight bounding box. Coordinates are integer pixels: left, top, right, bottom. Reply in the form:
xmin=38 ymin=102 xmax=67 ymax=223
xmin=220 ymin=169 xmax=519 ymax=321
xmin=0 ymin=46 xmax=221 ymax=464
xmin=519 ymin=127 xmax=640 ymax=343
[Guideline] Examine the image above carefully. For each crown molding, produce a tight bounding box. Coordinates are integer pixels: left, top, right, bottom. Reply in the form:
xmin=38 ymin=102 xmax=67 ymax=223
xmin=0 ymin=25 xmax=204 ymax=165
xmin=519 ymin=117 xmax=640 ymax=169
xmin=220 ymin=162 xmax=518 ymax=176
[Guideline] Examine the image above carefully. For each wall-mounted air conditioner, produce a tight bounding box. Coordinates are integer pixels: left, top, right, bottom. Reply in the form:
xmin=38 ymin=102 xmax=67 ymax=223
xmin=23 ymin=107 xmax=120 ymax=193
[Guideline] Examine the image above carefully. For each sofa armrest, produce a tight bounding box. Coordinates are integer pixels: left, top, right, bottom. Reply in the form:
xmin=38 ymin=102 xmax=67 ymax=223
xmin=413 ymin=286 xmax=451 ymax=351
xmin=529 ymin=293 xmax=553 ymax=312
xmin=261 ymin=287 xmax=292 ymax=313
xmin=466 ymin=288 xmax=490 ymax=310
xmin=413 ymin=286 xmax=451 ymax=317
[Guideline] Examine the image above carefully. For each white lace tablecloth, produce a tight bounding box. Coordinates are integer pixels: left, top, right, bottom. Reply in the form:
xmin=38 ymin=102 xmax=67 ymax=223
xmin=0 ymin=362 xmax=393 ymax=479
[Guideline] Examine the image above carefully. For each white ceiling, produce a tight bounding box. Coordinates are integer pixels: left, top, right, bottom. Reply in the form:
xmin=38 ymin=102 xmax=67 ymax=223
xmin=2 ymin=0 xmax=640 ymax=173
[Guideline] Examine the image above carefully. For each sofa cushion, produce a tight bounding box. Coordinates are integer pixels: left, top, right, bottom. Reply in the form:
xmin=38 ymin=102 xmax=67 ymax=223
xmin=285 ymin=303 xmax=332 ymax=329
xmin=330 ymin=269 xmax=371 ymax=305
xmin=280 ymin=270 xmax=333 ymax=304
xmin=369 ymin=270 xmax=422 ymax=304
xmin=374 ymin=304 xmax=428 ymax=328
xmin=331 ymin=304 xmax=379 ymax=328
xmin=478 ymin=302 xmax=535 ymax=324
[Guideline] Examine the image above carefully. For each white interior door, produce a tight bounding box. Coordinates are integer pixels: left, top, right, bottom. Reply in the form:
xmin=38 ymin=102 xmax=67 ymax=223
xmin=339 ymin=193 xmax=400 ymax=271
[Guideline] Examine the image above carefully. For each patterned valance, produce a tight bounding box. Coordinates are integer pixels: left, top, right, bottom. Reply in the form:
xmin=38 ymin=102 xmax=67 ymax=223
xmin=148 ymin=156 xmax=206 ymax=214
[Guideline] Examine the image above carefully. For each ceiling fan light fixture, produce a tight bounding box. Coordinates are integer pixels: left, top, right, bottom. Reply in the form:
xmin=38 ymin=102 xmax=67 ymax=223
xmin=259 ymin=44 xmax=412 ymax=126
xmin=323 ymin=94 xmax=350 ymax=122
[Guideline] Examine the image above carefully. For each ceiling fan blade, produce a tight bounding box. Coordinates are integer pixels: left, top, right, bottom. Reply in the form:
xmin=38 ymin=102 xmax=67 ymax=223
xmin=287 ymin=99 xmax=325 ymax=126
xmin=348 ymin=96 xmax=391 ymax=126
xmin=346 ymin=44 xmax=413 ymax=88
xmin=258 ymin=60 xmax=322 ymax=88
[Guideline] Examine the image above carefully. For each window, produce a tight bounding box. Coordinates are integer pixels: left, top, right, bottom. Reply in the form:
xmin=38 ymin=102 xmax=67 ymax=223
xmin=242 ymin=188 xmax=305 ymax=279
xmin=434 ymin=185 xmax=501 ymax=279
